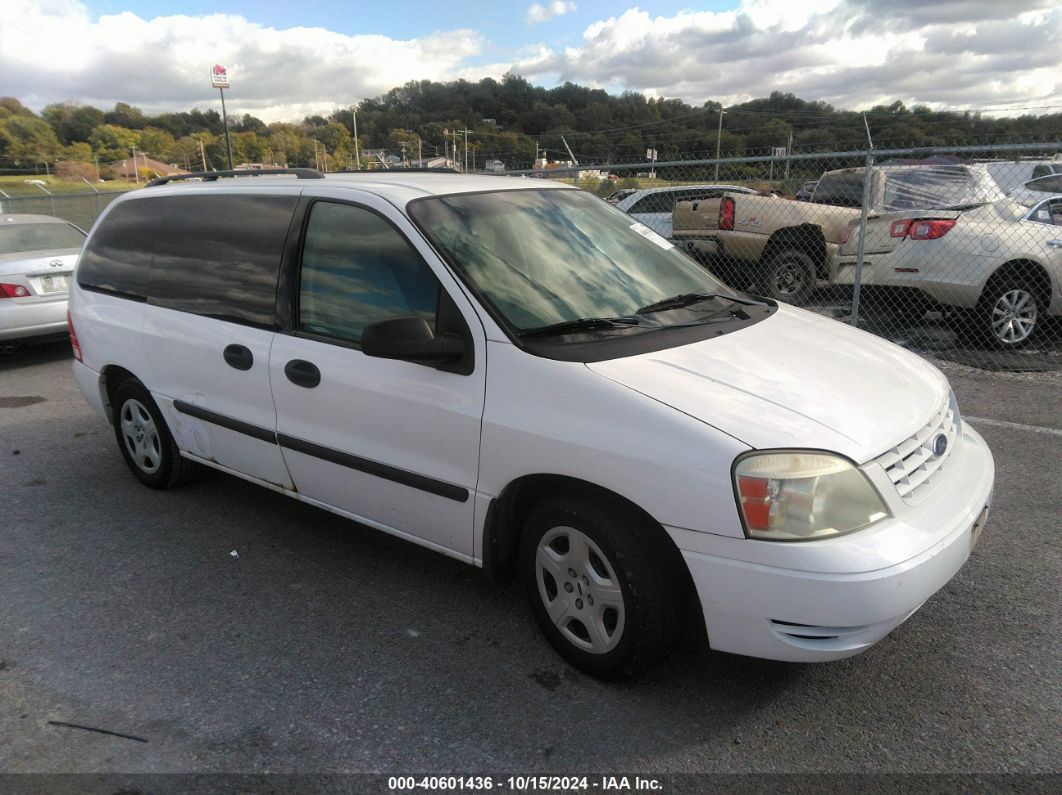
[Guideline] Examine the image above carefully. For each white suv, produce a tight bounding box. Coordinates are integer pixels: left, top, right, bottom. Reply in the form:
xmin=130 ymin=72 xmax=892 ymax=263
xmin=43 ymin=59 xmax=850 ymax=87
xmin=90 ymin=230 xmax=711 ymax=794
xmin=69 ymin=169 xmax=994 ymax=680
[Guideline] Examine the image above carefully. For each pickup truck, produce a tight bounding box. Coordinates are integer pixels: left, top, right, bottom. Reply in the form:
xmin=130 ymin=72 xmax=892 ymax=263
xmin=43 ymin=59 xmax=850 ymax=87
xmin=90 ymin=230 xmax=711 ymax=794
xmin=672 ymin=163 xmax=1003 ymax=304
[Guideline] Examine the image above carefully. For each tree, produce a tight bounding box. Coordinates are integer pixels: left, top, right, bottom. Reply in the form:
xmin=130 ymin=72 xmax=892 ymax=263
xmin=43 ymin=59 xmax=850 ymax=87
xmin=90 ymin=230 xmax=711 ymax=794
xmin=88 ymin=124 xmax=140 ymax=162
xmin=43 ymin=103 xmax=106 ymax=144
xmin=0 ymin=115 xmax=62 ymax=163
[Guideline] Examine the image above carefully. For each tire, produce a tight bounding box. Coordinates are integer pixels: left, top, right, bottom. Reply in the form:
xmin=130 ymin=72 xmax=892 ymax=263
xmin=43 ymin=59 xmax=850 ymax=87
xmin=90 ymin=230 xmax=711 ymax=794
xmin=519 ymin=495 xmax=685 ymax=680
xmin=978 ymin=277 xmax=1041 ymax=349
xmin=111 ymin=378 xmax=201 ymax=489
xmin=762 ymin=248 xmax=816 ymax=305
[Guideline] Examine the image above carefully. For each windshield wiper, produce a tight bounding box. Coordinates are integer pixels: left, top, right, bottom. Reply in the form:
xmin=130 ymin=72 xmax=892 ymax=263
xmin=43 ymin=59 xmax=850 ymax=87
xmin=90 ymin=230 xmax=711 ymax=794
xmin=518 ymin=316 xmax=641 ymax=338
xmin=636 ymin=292 xmax=719 ymax=314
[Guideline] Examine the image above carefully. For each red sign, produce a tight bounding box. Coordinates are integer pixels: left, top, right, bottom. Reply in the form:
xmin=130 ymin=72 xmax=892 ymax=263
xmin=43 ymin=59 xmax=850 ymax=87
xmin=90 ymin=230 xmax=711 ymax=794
xmin=211 ymin=64 xmax=229 ymax=88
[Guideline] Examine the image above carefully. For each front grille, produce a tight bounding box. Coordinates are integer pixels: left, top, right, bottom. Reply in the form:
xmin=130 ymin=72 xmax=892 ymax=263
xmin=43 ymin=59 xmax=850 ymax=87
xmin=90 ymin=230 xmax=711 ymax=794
xmin=874 ymin=396 xmax=960 ymax=503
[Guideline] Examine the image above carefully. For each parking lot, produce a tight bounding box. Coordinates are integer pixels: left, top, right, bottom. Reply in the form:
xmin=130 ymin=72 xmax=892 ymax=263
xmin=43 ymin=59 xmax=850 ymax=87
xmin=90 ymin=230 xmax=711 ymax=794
xmin=1 ymin=342 xmax=1059 ymax=781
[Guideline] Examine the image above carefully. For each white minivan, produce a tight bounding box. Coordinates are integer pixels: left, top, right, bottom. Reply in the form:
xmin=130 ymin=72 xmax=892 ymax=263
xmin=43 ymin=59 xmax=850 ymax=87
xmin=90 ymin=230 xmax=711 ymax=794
xmin=69 ymin=169 xmax=994 ymax=680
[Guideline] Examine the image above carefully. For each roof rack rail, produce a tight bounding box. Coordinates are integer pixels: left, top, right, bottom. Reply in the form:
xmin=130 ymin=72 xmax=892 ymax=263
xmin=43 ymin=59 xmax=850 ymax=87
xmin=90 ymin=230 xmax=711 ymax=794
xmin=146 ymin=168 xmax=324 ymax=187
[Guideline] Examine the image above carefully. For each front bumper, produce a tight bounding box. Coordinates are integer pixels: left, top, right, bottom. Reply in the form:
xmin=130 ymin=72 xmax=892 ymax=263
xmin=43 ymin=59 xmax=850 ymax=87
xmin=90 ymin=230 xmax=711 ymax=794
xmin=670 ymin=426 xmax=994 ymax=662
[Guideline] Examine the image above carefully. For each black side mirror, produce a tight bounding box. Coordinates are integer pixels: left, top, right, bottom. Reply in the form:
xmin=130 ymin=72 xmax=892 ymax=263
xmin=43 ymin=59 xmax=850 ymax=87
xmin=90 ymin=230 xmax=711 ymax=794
xmin=361 ymin=316 xmax=465 ymax=365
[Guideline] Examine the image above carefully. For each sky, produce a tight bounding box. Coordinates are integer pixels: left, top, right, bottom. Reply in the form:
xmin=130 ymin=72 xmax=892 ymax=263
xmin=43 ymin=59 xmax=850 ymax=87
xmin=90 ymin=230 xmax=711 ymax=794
xmin=2 ymin=0 xmax=1060 ymax=123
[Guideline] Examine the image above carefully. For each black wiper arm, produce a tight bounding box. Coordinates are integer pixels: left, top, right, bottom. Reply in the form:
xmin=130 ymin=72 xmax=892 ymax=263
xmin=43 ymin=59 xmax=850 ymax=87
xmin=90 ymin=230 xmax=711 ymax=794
xmin=518 ymin=316 xmax=641 ymax=338
xmin=636 ymin=292 xmax=718 ymax=314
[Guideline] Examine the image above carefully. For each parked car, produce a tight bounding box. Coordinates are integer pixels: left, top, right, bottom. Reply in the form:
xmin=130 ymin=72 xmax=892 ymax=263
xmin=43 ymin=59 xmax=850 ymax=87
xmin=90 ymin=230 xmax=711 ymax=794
xmin=615 ymin=184 xmax=756 ymax=238
xmin=69 ymin=169 xmax=994 ymax=680
xmin=672 ymin=163 xmax=1004 ymax=305
xmin=833 ymin=190 xmax=1062 ymax=348
xmin=0 ymin=214 xmax=85 ymax=348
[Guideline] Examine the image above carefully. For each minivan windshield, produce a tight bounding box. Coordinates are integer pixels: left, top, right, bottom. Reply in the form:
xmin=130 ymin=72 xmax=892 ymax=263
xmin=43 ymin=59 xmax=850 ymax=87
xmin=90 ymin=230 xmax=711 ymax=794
xmin=408 ymin=188 xmax=732 ymax=333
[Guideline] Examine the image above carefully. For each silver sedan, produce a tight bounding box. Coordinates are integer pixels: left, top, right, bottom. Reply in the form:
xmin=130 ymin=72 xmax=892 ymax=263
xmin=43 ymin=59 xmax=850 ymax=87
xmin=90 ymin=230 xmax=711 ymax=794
xmin=0 ymin=214 xmax=85 ymax=348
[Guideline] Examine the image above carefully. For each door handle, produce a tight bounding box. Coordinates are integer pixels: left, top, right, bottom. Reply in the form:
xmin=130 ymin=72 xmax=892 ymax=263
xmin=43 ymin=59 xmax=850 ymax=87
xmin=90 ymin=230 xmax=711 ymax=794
xmin=223 ymin=344 xmax=254 ymax=371
xmin=284 ymin=359 xmax=321 ymax=388
xmin=1048 ymin=239 xmax=1062 ymax=248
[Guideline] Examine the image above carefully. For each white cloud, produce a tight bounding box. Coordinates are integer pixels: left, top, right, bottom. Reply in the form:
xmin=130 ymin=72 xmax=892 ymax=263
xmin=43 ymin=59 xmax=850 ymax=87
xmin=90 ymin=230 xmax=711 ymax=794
xmin=0 ymin=0 xmax=1058 ymax=122
xmin=526 ymin=2 xmax=577 ymax=25
xmin=0 ymin=0 xmax=483 ymax=123
xmin=507 ymin=1 xmax=1062 ymax=114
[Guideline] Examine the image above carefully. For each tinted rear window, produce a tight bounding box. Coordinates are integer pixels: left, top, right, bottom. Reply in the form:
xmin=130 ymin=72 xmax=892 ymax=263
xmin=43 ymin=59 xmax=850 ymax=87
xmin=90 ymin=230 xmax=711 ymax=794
xmin=147 ymin=194 xmax=297 ymax=326
xmin=0 ymin=222 xmax=85 ymax=255
xmin=79 ymin=193 xmax=297 ymax=326
xmin=77 ymin=199 xmax=159 ymax=298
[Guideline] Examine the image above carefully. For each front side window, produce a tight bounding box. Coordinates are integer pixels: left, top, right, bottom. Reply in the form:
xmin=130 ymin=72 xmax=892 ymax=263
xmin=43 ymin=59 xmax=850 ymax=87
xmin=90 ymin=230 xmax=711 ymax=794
xmin=408 ymin=188 xmax=731 ymax=332
xmin=298 ymin=202 xmax=439 ymax=344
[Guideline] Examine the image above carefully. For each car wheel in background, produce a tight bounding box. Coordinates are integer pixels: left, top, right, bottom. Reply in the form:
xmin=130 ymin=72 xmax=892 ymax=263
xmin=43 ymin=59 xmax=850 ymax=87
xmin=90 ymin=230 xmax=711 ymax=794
xmin=763 ymin=248 xmax=816 ymax=305
xmin=979 ymin=278 xmax=1041 ymax=349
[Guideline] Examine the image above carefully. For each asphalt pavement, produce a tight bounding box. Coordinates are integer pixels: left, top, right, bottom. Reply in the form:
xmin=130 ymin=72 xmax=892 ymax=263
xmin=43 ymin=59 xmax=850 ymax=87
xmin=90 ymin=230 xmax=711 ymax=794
xmin=0 ymin=342 xmax=1059 ymax=783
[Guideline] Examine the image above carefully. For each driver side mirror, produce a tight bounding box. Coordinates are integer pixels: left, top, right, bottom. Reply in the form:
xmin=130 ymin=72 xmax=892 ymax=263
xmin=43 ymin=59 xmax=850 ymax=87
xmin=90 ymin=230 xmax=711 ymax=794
xmin=361 ymin=316 xmax=465 ymax=366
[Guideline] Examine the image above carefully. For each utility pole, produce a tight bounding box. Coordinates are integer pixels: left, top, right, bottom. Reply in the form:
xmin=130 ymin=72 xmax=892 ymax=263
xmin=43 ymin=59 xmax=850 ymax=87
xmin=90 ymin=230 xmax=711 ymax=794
xmin=218 ymin=87 xmax=234 ymax=170
xmin=209 ymin=64 xmax=233 ymax=168
xmin=351 ymin=105 xmax=360 ymax=170
xmin=198 ymin=137 xmax=208 ymax=171
xmin=714 ymin=108 xmax=726 ymax=180
xmin=784 ymin=128 xmax=794 ymax=180
xmin=131 ymin=148 xmax=139 ymax=184
xmin=458 ymin=128 xmax=472 ymax=173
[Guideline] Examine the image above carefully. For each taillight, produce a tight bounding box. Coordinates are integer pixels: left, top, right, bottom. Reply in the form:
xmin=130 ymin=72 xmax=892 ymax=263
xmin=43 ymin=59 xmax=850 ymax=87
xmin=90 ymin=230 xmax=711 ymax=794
xmin=719 ymin=197 xmax=735 ymax=231
xmin=0 ymin=283 xmax=30 ymax=298
xmin=67 ymin=309 xmax=82 ymax=362
xmin=909 ymin=219 xmax=956 ymax=240
xmin=839 ymin=226 xmax=852 ymax=245
xmin=889 ymin=220 xmax=911 ymax=238
xmin=889 ymin=218 xmax=955 ymax=240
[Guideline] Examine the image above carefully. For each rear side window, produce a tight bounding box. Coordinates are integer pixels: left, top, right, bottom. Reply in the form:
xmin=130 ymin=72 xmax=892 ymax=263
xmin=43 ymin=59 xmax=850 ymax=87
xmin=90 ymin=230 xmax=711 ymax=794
xmin=147 ymin=194 xmax=297 ymax=327
xmin=297 ymin=201 xmax=439 ymax=344
xmin=77 ymin=200 xmax=159 ymax=298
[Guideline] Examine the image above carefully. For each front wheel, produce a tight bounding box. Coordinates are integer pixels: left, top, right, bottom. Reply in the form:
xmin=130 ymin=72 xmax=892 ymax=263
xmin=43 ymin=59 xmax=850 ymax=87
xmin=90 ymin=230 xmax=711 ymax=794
xmin=111 ymin=378 xmax=201 ymax=489
xmin=519 ymin=495 xmax=684 ymax=680
xmin=762 ymin=248 xmax=816 ymax=305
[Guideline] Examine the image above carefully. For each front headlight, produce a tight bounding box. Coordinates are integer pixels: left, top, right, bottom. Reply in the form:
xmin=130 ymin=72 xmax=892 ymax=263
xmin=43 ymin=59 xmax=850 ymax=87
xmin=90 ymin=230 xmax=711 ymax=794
xmin=733 ymin=450 xmax=891 ymax=541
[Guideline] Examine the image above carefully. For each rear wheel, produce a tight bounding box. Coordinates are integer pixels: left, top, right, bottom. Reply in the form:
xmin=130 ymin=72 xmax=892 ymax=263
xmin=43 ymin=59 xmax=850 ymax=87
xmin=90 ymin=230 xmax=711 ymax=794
xmin=979 ymin=278 xmax=1041 ymax=349
xmin=762 ymin=248 xmax=816 ymax=305
xmin=519 ymin=495 xmax=684 ymax=680
xmin=112 ymin=378 xmax=201 ymax=489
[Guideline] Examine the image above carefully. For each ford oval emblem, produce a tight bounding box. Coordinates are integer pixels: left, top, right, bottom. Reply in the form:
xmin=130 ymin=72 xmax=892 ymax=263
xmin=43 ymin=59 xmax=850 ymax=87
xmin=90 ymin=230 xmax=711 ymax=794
xmin=931 ymin=433 xmax=949 ymax=457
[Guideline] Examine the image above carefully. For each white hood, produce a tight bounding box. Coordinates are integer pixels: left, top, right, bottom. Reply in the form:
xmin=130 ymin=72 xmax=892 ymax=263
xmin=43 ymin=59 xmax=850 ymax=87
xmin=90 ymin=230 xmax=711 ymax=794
xmin=587 ymin=305 xmax=949 ymax=463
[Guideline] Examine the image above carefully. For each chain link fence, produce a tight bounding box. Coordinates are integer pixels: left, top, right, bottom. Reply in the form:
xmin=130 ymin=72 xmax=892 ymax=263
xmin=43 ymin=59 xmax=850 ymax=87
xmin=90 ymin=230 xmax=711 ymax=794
xmin=4 ymin=143 xmax=1060 ymax=372
xmin=499 ymin=142 xmax=1062 ymax=373
xmin=0 ymin=189 xmax=127 ymax=233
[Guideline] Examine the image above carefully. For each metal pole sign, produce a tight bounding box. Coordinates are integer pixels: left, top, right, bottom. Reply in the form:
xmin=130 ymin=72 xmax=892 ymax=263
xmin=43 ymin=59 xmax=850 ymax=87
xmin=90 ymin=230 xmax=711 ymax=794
xmin=211 ymin=64 xmax=230 ymax=88
xmin=211 ymin=64 xmax=234 ymax=170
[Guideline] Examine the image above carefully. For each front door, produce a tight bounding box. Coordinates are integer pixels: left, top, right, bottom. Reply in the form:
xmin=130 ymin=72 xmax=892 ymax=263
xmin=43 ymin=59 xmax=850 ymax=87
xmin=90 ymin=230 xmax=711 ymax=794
xmin=269 ymin=195 xmax=486 ymax=558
